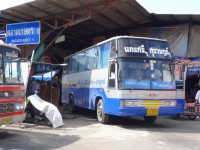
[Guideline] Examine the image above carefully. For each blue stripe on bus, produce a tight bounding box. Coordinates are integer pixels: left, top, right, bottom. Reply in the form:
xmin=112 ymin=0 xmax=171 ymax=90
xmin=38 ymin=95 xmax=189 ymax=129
xmin=62 ymin=87 xmax=185 ymax=116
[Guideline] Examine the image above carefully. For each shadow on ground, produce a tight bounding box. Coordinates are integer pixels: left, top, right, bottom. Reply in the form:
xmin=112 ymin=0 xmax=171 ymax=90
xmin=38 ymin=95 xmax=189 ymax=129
xmin=0 ymin=129 xmax=80 ymax=150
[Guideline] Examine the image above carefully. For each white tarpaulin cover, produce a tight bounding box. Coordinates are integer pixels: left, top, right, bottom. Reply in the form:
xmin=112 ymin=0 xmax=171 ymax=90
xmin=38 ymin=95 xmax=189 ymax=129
xmin=27 ymin=94 xmax=64 ymax=128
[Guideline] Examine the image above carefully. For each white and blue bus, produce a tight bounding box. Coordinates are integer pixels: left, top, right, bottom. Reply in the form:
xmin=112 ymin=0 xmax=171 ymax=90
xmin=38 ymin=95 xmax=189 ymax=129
xmin=61 ymin=36 xmax=184 ymax=123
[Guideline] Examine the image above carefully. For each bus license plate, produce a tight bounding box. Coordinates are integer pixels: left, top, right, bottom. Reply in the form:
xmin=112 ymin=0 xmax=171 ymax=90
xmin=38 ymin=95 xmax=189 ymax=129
xmin=146 ymin=107 xmax=159 ymax=116
xmin=1 ymin=117 xmax=13 ymax=125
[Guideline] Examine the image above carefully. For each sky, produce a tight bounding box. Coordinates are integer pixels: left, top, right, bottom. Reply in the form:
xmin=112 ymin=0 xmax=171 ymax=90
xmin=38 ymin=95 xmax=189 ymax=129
xmin=0 ymin=0 xmax=35 ymax=10
xmin=136 ymin=0 xmax=200 ymax=14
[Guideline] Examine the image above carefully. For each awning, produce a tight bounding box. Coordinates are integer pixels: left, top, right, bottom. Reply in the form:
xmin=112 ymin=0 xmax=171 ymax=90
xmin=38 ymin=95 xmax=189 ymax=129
xmin=31 ymin=69 xmax=61 ymax=81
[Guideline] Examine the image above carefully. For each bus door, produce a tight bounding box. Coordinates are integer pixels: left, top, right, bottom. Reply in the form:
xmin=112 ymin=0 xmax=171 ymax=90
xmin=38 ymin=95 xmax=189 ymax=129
xmin=175 ymin=62 xmax=185 ymax=102
xmin=108 ymin=60 xmax=116 ymax=89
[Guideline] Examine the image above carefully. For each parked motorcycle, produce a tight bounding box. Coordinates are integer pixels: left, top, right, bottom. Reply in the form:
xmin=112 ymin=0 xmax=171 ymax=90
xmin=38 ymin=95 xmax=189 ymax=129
xmin=24 ymin=100 xmax=52 ymax=126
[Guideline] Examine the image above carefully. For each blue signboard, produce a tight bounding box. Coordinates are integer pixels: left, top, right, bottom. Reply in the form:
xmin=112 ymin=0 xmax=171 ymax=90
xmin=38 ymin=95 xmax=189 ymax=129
xmin=6 ymin=21 xmax=40 ymax=45
xmin=124 ymin=79 xmax=150 ymax=89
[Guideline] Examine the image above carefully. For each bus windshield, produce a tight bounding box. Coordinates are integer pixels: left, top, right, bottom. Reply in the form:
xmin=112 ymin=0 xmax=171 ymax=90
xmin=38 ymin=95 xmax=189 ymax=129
xmin=3 ymin=61 xmax=24 ymax=84
xmin=118 ymin=58 xmax=175 ymax=90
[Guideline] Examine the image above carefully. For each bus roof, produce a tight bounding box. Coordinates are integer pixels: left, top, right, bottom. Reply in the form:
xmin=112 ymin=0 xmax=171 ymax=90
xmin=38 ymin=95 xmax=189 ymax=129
xmin=64 ymin=35 xmax=168 ymax=59
xmin=96 ymin=36 xmax=167 ymax=46
xmin=0 ymin=42 xmax=21 ymax=52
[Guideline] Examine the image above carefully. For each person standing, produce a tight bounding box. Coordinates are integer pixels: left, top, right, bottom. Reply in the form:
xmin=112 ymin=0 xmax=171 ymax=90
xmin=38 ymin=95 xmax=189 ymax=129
xmin=195 ymin=90 xmax=200 ymax=104
xmin=31 ymin=78 xmax=37 ymax=94
xmin=154 ymin=68 xmax=162 ymax=81
xmin=195 ymin=90 xmax=200 ymax=119
xmin=163 ymin=64 xmax=171 ymax=82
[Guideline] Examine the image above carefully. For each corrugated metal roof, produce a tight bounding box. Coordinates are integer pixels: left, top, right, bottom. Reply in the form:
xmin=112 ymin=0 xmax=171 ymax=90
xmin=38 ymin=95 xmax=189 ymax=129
xmin=0 ymin=0 xmax=151 ymax=32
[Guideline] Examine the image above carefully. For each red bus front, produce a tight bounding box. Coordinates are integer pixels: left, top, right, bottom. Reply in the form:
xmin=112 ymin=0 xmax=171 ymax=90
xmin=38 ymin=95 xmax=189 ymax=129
xmin=0 ymin=44 xmax=27 ymax=125
xmin=0 ymin=85 xmax=26 ymax=125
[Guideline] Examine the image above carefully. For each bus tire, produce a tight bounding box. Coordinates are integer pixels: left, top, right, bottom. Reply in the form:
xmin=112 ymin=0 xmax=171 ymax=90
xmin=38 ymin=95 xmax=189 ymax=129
xmin=67 ymin=95 xmax=76 ymax=113
xmin=144 ymin=116 xmax=157 ymax=123
xmin=188 ymin=115 xmax=196 ymax=120
xmin=96 ymin=99 xmax=109 ymax=124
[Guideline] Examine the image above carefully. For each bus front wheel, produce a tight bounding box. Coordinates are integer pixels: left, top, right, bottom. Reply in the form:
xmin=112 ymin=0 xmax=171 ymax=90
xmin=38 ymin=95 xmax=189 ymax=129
xmin=144 ymin=116 xmax=157 ymax=123
xmin=96 ymin=99 xmax=109 ymax=124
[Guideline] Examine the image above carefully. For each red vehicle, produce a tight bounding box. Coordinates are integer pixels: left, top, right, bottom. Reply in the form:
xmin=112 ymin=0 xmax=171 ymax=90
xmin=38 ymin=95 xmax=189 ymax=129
xmin=0 ymin=42 xmax=27 ymax=125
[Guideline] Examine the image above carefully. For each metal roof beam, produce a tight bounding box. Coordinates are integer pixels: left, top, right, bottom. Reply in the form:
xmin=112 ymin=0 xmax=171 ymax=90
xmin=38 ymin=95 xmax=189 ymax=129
xmin=188 ymin=15 xmax=194 ymax=23
xmin=128 ymin=0 xmax=151 ymax=19
xmin=44 ymin=0 xmax=70 ymax=12
xmin=150 ymin=14 xmax=160 ymax=22
xmin=26 ymin=3 xmax=53 ymax=16
xmin=48 ymin=52 xmax=60 ymax=64
xmin=98 ymin=13 xmax=124 ymax=27
xmin=78 ymin=24 xmax=98 ymax=34
xmin=10 ymin=8 xmax=36 ymax=20
xmin=0 ymin=18 xmax=9 ymax=24
xmin=0 ymin=24 xmax=6 ymax=30
xmin=0 ymin=11 xmax=27 ymax=21
xmin=44 ymin=0 xmax=83 ymax=17
xmin=33 ymin=0 xmax=130 ymax=60
xmin=170 ymin=15 xmax=178 ymax=21
xmin=89 ymin=20 xmax=110 ymax=30
xmin=26 ymin=31 xmax=52 ymax=58
xmin=70 ymin=0 xmax=129 ymax=16
xmin=41 ymin=20 xmax=57 ymax=29
xmin=36 ymin=27 xmax=66 ymax=61
xmin=111 ymin=7 xmax=138 ymax=24
xmin=34 ymin=0 xmax=129 ymax=30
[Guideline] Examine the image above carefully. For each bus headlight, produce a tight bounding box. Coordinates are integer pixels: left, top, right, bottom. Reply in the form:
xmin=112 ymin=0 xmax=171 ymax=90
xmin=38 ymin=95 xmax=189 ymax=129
xmin=120 ymin=100 xmax=141 ymax=107
xmin=15 ymin=103 xmax=20 ymax=110
xmin=4 ymin=92 xmax=9 ymax=97
xmin=20 ymin=103 xmax=24 ymax=109
xmin=14 ymin=101 xmax=25 ymax=111
xmin=162 ymin=100 xmax=176 ymax=107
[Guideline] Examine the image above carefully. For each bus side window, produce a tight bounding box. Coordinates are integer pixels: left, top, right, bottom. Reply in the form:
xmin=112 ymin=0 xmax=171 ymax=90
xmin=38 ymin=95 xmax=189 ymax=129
xmin=64 ymin=58 xmax=70 ymax=74
xmin=108 ymin=62 xmax=115 ymax=88
xmin=86 ymin=47 xmax=98 ymax=70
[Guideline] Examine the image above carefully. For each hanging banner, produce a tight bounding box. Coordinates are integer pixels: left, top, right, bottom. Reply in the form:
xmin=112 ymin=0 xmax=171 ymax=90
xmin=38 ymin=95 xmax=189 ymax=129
xmin=128 ymin=24 xmax=189 ymax=57
xmin=187 ymin=57 xmax=200 ymax=75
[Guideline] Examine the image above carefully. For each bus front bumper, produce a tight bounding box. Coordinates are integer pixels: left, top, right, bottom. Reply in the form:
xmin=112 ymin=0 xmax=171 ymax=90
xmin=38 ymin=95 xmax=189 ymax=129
xmin=117 ymin=107 xmax=183 ymax=117
xmin=0 ymin=113 xmax=26 ymax=125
